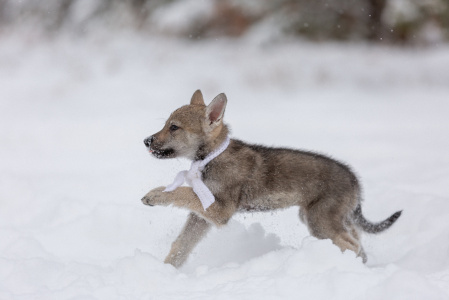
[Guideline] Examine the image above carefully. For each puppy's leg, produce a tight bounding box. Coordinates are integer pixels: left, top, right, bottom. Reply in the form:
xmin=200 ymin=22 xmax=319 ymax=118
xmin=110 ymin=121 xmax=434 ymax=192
xmin=302 ymin=199 xmax=362 ymax=260
xmin=299 ymin=208 xmax=307 ymax=224
xmin=142 ymin=186 xmax=175 ymax=207
xmin=165 ymin=212 xmax=211 ymax=268
xmin=142 ymin=186 xmax=236 ymax=226
xmin=350 ymin=225 xmax=367 ymax=263
xmin=332 ymin=232 xmax=361 ymax=254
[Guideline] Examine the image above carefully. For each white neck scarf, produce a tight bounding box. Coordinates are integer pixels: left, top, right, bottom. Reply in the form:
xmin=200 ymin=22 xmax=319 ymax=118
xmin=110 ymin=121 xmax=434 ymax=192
xmin=163 ymin=136 xmax=231 ymax=210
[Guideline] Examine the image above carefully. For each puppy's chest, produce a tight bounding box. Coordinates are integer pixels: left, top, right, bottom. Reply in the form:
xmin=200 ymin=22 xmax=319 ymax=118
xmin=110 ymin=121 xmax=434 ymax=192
xmin=202 ymin=178 xmax=222 ymax=197
xmin=201 ymin=169 xmax=225 ymax=195
xmin=201 ymin=162 xmax=240 ymax=195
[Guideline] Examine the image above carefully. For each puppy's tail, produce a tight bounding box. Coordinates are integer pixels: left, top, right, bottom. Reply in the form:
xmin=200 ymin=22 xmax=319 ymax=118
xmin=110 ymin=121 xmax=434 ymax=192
xmin=353 ymin=204 xmax=402 ymax=234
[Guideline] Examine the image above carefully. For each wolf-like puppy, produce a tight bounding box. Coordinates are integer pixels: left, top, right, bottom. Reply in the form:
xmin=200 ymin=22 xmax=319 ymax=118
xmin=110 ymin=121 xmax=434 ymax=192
xmin=142 ymin=90 xmax=401 ymax=268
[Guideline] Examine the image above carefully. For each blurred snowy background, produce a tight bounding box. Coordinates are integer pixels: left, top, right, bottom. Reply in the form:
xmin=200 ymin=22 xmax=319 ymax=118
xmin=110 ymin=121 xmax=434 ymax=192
xmin=1 ymin=0 xmax=449 ymax=43
xmin=1 ymin=0 xmax=449 ymax=299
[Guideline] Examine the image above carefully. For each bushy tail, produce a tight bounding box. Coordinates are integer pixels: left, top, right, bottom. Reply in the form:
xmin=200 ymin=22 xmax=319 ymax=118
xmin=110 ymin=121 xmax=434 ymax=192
xmin=353 ymin=205 xmax=402 ymax=234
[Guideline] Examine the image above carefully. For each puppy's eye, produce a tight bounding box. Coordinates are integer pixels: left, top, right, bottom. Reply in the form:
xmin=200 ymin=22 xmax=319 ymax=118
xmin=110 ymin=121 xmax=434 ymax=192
xmin=169 ymin=124 xmax=180 ymax=132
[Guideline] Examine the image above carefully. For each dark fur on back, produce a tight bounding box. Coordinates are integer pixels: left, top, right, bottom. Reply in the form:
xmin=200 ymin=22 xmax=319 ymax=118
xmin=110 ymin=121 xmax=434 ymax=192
xmin=203 ymin=139 xmax=361 ymax=215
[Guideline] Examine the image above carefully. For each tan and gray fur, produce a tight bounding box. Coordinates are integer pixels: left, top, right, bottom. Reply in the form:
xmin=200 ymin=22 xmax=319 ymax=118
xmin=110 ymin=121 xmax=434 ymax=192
xmin=142 ymin=90 xmax=402 ymax=268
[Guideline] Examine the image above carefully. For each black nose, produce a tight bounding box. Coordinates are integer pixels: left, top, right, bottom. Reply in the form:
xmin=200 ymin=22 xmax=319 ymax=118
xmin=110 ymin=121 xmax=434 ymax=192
xmin=143 ymin=136 xmax=153 ymax=147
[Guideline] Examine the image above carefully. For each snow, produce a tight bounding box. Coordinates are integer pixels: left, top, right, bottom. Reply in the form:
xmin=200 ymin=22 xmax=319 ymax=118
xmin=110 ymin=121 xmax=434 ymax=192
xmin=1 ymin=33 xmax=449 ymax=299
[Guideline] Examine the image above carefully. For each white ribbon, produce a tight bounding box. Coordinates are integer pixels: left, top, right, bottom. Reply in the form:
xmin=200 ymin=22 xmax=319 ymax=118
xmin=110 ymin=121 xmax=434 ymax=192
xmin=163 ymin=136 xmax=231 ymax=210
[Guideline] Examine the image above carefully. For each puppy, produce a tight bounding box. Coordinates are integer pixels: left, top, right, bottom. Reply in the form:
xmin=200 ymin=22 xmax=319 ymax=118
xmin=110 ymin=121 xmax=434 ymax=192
xmin=142 ymin=90 xmax=401 ymax=267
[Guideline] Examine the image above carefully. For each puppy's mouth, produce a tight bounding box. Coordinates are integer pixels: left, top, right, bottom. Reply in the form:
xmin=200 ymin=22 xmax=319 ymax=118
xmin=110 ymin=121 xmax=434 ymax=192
xmin=148 ymin=147 xmax=175 ymax=159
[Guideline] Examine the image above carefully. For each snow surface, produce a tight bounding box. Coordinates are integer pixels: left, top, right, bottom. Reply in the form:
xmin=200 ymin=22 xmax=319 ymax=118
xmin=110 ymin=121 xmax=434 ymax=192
xmin=1 ymin=33 xmax=449 ymax=299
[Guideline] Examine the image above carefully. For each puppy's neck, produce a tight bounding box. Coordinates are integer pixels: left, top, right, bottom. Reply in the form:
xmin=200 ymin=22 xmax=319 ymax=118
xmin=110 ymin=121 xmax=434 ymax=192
xmin=195 ymin=124 xmax=230 ymax=161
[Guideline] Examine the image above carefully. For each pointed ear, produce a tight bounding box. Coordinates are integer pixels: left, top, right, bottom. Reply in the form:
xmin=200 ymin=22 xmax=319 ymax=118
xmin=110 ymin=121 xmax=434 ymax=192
xmin=206 ymin=93 xmax=227 ymax=126
xmin=190 ymin=89 xmax=205 ymax=106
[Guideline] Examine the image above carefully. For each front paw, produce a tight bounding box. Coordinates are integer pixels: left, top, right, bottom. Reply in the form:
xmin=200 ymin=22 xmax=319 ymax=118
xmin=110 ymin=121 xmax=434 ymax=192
xmin=141 ymin=186 xmax=169 ymax=206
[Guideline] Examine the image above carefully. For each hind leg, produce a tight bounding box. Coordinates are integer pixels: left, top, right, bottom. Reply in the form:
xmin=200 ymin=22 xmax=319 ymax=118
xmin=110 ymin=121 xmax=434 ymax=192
xmin=333 ymin=232 xmax=360 ymax=253
xmin=299 ymin=207 xmax=307 ymax=224
xmin=302 ymin=201 xmax=364 ymax=261
xmin=358 ymin=247 xmax=367 ymax=263
xmin=349 ymin=225 xmax=367 ymax=263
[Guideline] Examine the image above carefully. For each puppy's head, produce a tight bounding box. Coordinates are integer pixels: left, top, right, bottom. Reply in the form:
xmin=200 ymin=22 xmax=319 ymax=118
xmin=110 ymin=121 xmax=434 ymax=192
xmin=144 ymin=90 xmax=227 ymax=160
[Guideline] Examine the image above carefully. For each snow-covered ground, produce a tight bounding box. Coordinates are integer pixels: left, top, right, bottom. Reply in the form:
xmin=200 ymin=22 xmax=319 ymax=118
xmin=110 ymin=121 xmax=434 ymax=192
xmin=1 ymin=33 xmax=449 ymax=299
